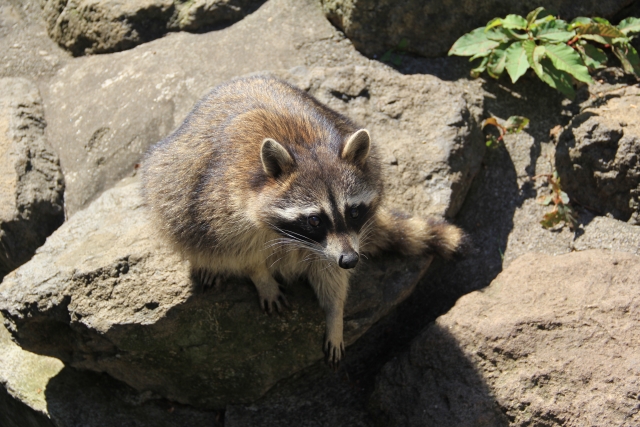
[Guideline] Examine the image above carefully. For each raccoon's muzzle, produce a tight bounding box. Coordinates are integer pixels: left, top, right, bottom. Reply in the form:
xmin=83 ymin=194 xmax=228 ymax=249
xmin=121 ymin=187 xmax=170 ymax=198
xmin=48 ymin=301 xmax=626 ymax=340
xmin=338 ymin=251 xmax=359 ymax=269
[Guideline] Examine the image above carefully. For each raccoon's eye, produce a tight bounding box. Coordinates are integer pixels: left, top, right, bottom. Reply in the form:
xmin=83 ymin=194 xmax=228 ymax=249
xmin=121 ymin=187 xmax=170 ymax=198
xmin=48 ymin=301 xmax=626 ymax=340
xmin=308 ymin=215 xmax=321 ymax=227
xmin=349 ymin=206 xmax=360 ymax=219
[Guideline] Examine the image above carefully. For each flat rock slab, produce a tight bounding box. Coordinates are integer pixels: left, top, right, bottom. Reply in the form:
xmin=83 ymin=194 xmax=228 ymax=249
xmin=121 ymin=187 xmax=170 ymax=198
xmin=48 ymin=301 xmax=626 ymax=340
xmin=373 ymin=250 xmax=640 ymax=426
xmin=0 ymin=177 xmax=432 ymax=410
xmin=0 ymin=77 xmax=64 ymax=278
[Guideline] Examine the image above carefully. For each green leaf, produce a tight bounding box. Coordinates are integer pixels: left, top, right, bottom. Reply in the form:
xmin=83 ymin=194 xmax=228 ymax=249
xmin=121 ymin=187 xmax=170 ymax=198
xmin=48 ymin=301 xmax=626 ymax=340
xmin=577 ymin=23 xmax=625 ymax=44
xmin=535 ymin=20 xmax=575 ymax=42
xmin=502 ymin=14 xmax=528 ymax=30
xmin=504 ymin=41 xmax=530 ymax=83
xmin=449 ymin=27 xmax=500 ymax=56
xmin=577 ymin=43 xmax=608 ymax=69
xmin=538 ymin=58 xmax=576 ymax=98
xmin=397 ymin=38 xmax=409 ymax=50
xmin=469 ymin=51 xmax=491 ymax=61
xmin=560 ymin=191 xmax=570 ymax=204
xmin=613 ymin=45 xmax=640 ymax=76
xmin=485 ymin=28 xmax=511 ymax=42
xmin=470 ymin=56 xmax=490 ymax=78
xmin=486 ymin=17 xmax=503 ymax=31
xmin=487 ymin=44 xmax=509 ymax=78
xmin=504 ymin=116 xmax=530 ymax=133
xmin=524 ymin=40 xmax=545 ymax=77
xmin=526 ymin=7 xmax=547 ymax=28
xmin=593 ymin=17 xmax=611 ymax=25
xmin=544 ymin=43 xmax=594 ymax=84
xmin=617 ymin=17 xmax=640 ymax=35
xmin=568 ymin=17 xmax=591 ymax=31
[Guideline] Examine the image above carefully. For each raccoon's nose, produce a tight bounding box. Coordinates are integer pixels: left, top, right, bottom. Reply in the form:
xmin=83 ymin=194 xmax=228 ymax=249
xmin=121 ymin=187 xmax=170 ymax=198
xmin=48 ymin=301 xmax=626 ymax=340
xmin=339 ymin=252 xmax=359 ymax=269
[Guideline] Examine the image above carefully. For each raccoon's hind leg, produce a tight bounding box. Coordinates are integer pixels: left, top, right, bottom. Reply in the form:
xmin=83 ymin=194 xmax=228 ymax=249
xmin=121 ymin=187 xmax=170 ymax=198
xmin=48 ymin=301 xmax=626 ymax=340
xmin=363 ymin=208 xmax=465 ymax=258
xmin=249 ymin=267 xmax=289 ymax=314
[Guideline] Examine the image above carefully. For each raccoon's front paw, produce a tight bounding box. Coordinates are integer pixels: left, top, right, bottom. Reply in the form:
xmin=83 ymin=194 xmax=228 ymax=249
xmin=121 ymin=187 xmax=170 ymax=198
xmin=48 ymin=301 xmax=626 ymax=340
xmin=259 ymin=286 xmax=289 ymax=314
xmin=192 ymin=268 xmax=219 ymax=289
xmin=323 ymin=335 xmax=344 ymax=370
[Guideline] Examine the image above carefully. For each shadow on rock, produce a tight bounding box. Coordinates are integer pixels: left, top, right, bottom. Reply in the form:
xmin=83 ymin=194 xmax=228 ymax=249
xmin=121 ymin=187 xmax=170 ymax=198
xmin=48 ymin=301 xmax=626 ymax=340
xmin=371 ymin=323 xmax=509 ymax=427
xmin=44 ymin=367 xmax=221 ymax=427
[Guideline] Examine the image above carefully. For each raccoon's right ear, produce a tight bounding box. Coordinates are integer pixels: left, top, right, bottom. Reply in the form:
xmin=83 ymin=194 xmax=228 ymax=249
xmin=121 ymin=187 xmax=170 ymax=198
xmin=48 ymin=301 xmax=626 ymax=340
xmin=341 ymin=129 xmax=371 ymax=167
xmin=261 ymin=138 xmax=295 ymax=178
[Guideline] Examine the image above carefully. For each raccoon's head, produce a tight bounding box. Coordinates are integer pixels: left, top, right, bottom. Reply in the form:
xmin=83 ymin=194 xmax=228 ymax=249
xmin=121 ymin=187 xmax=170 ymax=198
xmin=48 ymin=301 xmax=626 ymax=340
xmin=258 ymin=129 xmax=382 ymax=270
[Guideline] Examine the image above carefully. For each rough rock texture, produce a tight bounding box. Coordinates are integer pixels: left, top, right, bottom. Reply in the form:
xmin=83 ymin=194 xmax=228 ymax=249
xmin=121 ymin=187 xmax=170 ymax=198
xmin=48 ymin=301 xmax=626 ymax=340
xmin=0 ymin=177 xmax=433 ymax=410
xmin=276 ymin=66 xmax=484 ymax=218
xmin=320 ymin=0 xmax=634 ymax=58
xmin=40 ymin=0 xmax=366 ymax=215
xmin=556 ymin=85 xmax=640 ymax=223
xmin=0 ymin=77 xmax=64 ymax=278
xmin=373 ymin=250 xmax=640 ymax=427
xmin=42 ymin=0 xmax=267 ymax=56
xmin=0 ymin=316 xmax=222 ymax=427
xmin=0 ymin=0 xmax=70 ymax=81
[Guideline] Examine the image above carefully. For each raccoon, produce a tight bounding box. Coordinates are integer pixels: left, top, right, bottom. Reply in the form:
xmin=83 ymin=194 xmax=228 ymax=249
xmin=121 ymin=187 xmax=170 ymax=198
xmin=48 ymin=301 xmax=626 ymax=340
xmin=141 ymin=75 xmax=464 ymax=367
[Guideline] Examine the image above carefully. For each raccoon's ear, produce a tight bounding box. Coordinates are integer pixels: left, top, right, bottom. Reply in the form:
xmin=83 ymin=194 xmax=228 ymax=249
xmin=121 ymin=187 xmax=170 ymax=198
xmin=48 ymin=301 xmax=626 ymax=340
xmin=261 ymin=138 xmax=295 ymax=178
xmin=341 ymin=129 xmax=371 ymax=167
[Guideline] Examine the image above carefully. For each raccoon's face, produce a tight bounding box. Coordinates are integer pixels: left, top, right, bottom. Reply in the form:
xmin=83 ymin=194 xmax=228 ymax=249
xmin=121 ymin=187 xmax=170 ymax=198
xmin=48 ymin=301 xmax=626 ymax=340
xmin=258 ymin=129 xmax=382 ymax=269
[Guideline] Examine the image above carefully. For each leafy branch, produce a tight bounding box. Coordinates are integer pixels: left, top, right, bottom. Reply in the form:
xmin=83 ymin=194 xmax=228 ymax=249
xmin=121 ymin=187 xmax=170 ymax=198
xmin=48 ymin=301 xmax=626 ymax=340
xmin=535 ymin=170 xmax=577 ymax=230
xmin=482 ymin=115 xmax=529 ymax=147
xmin=449 ymin=7 xmax=640 ymax=98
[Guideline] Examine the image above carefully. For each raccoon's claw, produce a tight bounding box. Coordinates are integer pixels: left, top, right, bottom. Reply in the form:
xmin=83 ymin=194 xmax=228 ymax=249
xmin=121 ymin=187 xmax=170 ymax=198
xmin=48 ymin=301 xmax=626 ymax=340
xmin=193 ymin=268 xmax=217 ymax=289
xmin=260 ymin=289 xmax=289 ymax=314
xmin=323 ymin=335 xmax=345 ymax=370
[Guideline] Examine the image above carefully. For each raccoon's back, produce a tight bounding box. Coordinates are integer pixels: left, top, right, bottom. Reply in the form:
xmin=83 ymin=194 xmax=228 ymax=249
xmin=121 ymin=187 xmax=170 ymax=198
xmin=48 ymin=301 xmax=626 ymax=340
xmin=141 ymin=75 xmax=358 ymax=254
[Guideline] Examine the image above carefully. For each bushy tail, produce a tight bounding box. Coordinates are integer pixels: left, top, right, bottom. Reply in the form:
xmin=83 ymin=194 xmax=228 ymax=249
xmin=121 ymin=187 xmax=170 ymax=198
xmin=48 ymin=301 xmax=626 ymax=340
xmin=362 ymin=208 xmax=465 ymax=259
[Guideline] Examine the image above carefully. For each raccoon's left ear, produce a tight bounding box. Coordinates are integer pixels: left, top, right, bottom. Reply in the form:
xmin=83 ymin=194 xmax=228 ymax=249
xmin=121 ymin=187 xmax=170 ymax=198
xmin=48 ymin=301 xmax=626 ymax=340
xmin=341 ymin=129 xmax=371 ymax=167
xmin=261 ymin=138 xmax=295 ymax=178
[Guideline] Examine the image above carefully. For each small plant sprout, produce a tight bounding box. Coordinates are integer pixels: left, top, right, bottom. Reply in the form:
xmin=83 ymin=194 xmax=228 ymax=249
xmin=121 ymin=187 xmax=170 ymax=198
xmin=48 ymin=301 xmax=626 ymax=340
xmin=381 ymin=38 xmax=409 ymax=66
xmin=535 ymin=170 xmax=578 ymax=230
xmin=449 ymin=7 xmax=640 ymax=98
xmin=482 ymin=115 xmax=529 ymax=147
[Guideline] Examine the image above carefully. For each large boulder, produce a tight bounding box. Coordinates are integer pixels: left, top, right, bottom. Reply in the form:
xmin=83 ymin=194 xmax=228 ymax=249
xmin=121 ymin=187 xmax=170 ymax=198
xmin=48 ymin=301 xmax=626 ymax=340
xmin=320 ymin=0 xmax=634 ymax=58
xmin=372 ymin=250 xmax=640 ymax=426
xmin=0 ymin=177 xmax=433 ymax=410
xmin=0 ymin=78 xmax=64 ymax=279
xmin=41 ymin=0 xmax=267 ymax=56
xmin=0 ymin=315 xmax=222 ymax=427
xmin=556 ymin=85 xmax=640 ymax=224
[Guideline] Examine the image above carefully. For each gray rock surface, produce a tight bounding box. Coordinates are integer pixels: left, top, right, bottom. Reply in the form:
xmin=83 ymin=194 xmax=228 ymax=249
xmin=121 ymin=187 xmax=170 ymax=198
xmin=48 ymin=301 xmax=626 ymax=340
xmin=556 ymin=85 xmax=640 ymax=223
xmin=0 ymin=0 xmax=69 ymax=81
xmin=0 ymin=315 xmax=222 ymax=427
xmin=42 ymin=0 xmax=266 ymax=56
xmin=320 ymin=0 xmax=634 ymax=58
xmin=373 ymin=250 xmax=640 ymax=427
xmin=40 ymin=0 xmax=366 ymax=215
xmin=0 ymin=177 xmax=433 ymax=410
xmin=276 ymin=66 xmax=484 ymax=218
xmin=0 ymin=77 xmax=64 ymax=279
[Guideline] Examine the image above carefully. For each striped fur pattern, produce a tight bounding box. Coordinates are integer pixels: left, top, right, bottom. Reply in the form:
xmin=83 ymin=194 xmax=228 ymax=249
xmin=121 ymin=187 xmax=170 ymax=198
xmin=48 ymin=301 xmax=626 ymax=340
xmin=141 ymin=76 xmax=464 ymax=368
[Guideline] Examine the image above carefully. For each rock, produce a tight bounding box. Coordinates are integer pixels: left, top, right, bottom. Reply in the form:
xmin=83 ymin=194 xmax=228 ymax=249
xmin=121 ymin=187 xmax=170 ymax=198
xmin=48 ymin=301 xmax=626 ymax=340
xmin=0 ymin=316 xmax=221 ymax=427
xmin=0 ymin=0 xmax=69 ymax=80
xmin=275 ymin=66 xmax=484 ymax=218
xmin=0 ymin=78 xmax=64 ymax=279
xmin=573 ymin=216 xmax=640 ymax=253
xmin=0 ymin=177 xmax=433 ymax=409
xmin=41 ymin=0 xmax=366 ymax=216
xmin=556 ymin=85 xmax=640 ymax=223
xmin=372 ymin=250 xmax=640 ymax=427
xmin=320 ymin=0 xmax=634 ymax=58
xmin=41 ymin=0 xmax=266 ymax=56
